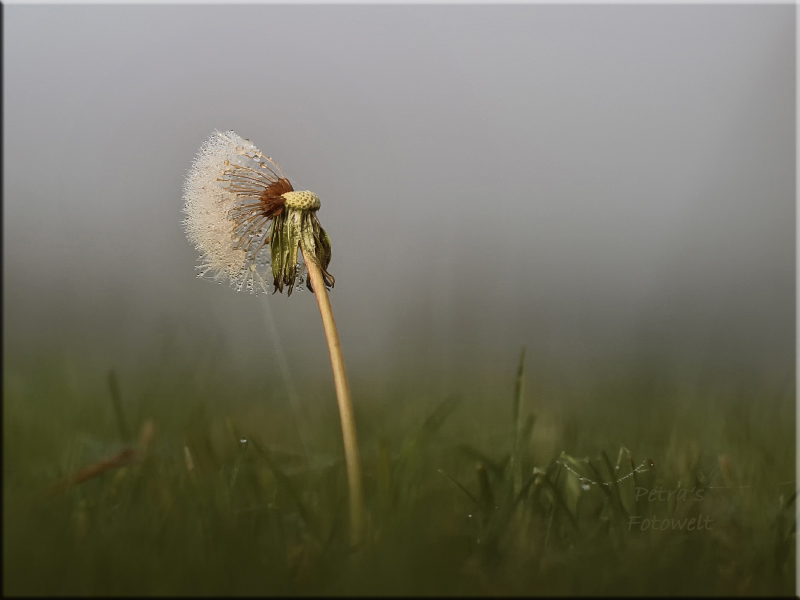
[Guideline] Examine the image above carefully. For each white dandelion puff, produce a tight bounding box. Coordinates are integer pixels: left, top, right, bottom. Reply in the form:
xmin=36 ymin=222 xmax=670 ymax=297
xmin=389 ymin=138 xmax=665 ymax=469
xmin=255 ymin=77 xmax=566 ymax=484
xmin=181 ymin=131 xmax=274 ymax=294
xmin=182 ymin=130 xmax=332 ymax=296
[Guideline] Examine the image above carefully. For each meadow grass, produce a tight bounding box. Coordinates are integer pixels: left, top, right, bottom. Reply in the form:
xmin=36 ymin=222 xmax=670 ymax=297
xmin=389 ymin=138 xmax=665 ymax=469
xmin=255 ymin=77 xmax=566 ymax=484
xmin=3 ymin=342 xmax=795 ymax=595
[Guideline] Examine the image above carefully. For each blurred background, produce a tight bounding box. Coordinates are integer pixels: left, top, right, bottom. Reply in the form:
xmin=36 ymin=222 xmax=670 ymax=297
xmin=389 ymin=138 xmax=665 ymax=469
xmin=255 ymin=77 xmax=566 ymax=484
xmin=4 ymin=4 xmax=794 ymax=405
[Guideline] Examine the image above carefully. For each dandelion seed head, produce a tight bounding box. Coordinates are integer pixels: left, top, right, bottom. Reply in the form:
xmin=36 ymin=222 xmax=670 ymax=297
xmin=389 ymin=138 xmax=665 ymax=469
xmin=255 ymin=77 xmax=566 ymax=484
xmin=183 ymin=130 xmax=334 ymax=296
xmin=182 ymin=130 xmax=285 ymax=294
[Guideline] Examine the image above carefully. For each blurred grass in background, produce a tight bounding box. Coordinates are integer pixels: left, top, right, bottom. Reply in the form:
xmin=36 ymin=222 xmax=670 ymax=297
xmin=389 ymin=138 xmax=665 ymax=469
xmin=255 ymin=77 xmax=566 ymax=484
xmin=3 ymin=335 xmax=795 ymax=596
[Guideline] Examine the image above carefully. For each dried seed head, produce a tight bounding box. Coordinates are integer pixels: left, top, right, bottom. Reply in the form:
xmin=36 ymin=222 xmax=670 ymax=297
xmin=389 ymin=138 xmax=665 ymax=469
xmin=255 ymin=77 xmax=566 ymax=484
xmin=182 ymin=130 xmax=334 ymax=296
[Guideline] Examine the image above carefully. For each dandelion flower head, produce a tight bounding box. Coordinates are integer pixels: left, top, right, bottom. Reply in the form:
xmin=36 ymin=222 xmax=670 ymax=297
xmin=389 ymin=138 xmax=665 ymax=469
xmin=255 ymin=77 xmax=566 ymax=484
xmin=182 ymin=130 xmax=333 ymax=295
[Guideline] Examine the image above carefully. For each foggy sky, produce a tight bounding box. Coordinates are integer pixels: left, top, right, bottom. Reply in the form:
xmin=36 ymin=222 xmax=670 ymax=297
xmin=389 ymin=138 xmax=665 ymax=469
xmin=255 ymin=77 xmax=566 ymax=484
xmin=4 ymin=5 xmax=795 ymax=393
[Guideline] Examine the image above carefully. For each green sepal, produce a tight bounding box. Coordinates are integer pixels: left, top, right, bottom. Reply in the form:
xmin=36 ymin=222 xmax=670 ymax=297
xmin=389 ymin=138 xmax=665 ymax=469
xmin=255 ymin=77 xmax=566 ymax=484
xmin=299 ymin=213 xmax=334 ymax=290
xmin=284 ymin=209 xmax=302 ymax=296
xmin=318 ymin=225 xmax=333 ymax=272
xmin=267 ymin=207 xmax=335 ymax=295
xmin=269 ymin=213 xmax=285 ymax=293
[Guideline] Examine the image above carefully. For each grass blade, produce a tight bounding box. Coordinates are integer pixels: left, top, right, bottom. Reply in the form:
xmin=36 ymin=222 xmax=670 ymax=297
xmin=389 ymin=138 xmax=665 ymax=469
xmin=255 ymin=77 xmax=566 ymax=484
xmin=456 ymin=444 xmax=508 ymax=479
xmin=438 ymin=469 xmax=480 ymax=509
xmin=419 ymin=395 xmax=461 ymax=442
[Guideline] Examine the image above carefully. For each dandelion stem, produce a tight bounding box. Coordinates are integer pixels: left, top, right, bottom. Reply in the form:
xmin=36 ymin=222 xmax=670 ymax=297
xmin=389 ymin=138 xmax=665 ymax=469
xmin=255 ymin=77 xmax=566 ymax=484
xmin=302 ymin=249 xmax=366 ymax=546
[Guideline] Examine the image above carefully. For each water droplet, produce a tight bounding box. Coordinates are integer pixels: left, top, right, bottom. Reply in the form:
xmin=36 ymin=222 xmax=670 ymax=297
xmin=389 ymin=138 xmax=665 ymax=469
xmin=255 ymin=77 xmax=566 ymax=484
xmin=240 ymin=437 xmax=247 ymax=445
xmin=582 ymin=483 xmax=591 ymax=491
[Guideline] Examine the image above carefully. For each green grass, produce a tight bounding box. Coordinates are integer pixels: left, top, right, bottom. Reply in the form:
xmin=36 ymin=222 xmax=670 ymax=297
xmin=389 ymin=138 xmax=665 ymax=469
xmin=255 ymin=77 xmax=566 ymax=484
xmin=3 ymin=343 xmax=796 ymax=595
